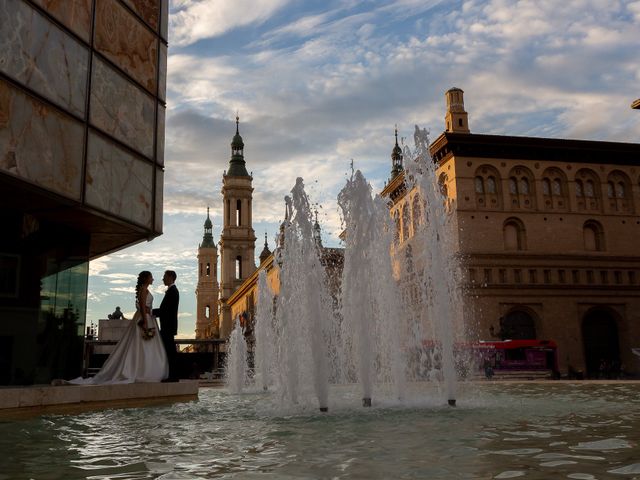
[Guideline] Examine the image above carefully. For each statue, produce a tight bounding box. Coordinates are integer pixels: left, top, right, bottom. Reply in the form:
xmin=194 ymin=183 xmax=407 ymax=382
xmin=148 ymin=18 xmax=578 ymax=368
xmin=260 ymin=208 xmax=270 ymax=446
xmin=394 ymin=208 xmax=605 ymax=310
xmin=108 ymin=306 xmax=126 ymax=320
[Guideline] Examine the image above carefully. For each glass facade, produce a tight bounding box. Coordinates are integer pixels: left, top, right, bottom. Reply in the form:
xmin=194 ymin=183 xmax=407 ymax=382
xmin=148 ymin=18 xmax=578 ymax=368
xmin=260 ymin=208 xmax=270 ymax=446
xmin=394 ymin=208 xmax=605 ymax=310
xmin=0 ymin=0 xmax=167 ymax=385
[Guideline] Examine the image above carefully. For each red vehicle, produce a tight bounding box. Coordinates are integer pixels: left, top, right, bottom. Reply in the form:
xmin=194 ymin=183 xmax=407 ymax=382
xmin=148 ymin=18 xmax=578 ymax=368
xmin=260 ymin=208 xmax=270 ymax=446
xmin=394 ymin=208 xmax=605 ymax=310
xmin=475 ymin=339 xmax=558 ymax=372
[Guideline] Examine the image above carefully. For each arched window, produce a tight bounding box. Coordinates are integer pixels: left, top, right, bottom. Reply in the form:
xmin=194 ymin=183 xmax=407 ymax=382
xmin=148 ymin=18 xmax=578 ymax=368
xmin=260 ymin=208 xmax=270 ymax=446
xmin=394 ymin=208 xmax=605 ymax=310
xmin=205 ymin=305 xmax=210 ymax=319
xmin=502 ymin=310 xmax=537 ymax=339
xmin=236 ymin=255 xmax=242 ymax=279
xmin=541 ymin=167 xmax=568 ymax=210
xmin=583 ymin=220 xmax=605 ymax=251
xmin=607 ymin=170 xmax=633 ymax=213
xmin=508 ymin=166 xmax=536 ymax=209
xmin=236 ymin=199 xmax=242 ymax=226
xmin=206 ymin=262 xmax=211 ymax=276
xmin=405 ymin=244 xmax=414 ymax=274
xmin=402 ymin=205 xmax=410 ymax=241
xmin=474 ymin=165 xmax=502 ymax=210
xmin=393 ymin=210 xmax=400 ymax=243
xmin=575 ymin=169 xmax=601 ymax=212
xmin=585 ymin=180 xmax=595 ymax=197
xmin=438 ymin=173 xmax=448 ymax=197
xmin=412 ymin=194 xmax=421 ymax=233
xmin=487 ymin=176 xmax=497 ymax=194
xmin=503 ymin=217 xmax=526 ymax=251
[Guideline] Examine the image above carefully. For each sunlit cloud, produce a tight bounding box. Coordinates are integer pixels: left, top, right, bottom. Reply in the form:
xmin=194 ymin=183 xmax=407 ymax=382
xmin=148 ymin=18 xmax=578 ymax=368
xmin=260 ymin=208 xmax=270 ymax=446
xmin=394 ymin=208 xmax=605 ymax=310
xmin=170 ymin=0 xmax=292 ymax=46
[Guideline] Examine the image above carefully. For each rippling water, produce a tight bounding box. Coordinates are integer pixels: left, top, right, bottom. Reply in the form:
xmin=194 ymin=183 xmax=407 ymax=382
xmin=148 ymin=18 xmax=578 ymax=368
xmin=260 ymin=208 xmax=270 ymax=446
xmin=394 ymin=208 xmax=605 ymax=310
xmin=1 ymin=383 xmax=639 ymax=479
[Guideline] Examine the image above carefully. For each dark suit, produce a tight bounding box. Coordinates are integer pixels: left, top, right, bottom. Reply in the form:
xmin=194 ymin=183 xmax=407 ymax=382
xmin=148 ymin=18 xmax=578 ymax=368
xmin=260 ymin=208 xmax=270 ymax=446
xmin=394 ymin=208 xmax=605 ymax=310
xmin=153 ymin=284 xmax=179 ymax=379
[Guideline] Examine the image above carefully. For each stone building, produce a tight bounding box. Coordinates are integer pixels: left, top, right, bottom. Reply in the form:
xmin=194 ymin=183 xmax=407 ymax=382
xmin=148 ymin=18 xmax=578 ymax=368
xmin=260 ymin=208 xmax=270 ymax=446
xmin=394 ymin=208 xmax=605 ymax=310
xmin=195 ymin=208 xmax=220 ymax=339
xmin=194 ymin=119 xmax=261 ymax=342
xmin=0 ymin=0 xmax=168 ymax=385
xmin=383 ymin=87 xmax=640 ymax=377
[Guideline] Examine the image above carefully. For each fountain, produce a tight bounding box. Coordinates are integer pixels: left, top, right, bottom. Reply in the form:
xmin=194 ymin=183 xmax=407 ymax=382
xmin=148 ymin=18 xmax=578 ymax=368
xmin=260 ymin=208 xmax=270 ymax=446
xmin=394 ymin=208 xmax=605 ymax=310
xmin=227 ymin=126 xmax=465 ymax=410
xmin=225 ymin=318 xmax=248 ymax=394
xmin=253 ymin=270 xmax=274 ymax=392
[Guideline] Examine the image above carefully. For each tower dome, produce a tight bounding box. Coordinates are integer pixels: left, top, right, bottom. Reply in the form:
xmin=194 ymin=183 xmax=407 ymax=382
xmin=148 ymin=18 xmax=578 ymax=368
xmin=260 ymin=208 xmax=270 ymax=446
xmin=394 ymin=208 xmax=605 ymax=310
xmin=200 ymin=207 xmax=215 ymax=248
xmin=259 ymin=232 xmax=271 ymax=264
xmin=227 ymin=115 xmax=249 ymax=176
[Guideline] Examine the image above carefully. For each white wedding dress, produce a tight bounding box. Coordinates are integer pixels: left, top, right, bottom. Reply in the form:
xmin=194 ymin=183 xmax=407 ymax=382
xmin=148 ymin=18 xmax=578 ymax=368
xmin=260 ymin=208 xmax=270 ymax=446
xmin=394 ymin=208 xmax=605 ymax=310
xmin=69 ymin=292 xmax=169 ymax=384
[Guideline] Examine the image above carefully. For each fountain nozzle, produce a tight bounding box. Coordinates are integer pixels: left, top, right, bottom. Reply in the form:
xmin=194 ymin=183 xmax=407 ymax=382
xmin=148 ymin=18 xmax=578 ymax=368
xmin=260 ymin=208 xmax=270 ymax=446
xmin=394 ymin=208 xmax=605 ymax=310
xmin=362 ymin=397 xmax=372 ymax=407
xmin=448 ymin=399 xmax=456 ymax=407
xmin=319 ymin=407 xmax=328 ymax=412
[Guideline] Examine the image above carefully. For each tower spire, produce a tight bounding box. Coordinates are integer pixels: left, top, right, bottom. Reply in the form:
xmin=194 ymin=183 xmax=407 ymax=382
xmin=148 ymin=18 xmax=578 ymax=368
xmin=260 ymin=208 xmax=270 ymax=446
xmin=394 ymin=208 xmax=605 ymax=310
xmin=259 ymin=231 xmax=271 ymax=264
xmin=390 ymin=125 xmax=403 ymax=179
xmin=228 ymin=115 xmax=249 ymax=176
xmin=313 ymin=209 xmax=322 ymax=247
xmin=196 ymin=205 xmax=220 ymax=340
xmin=201 ymin=206 xmax=215 ymax=247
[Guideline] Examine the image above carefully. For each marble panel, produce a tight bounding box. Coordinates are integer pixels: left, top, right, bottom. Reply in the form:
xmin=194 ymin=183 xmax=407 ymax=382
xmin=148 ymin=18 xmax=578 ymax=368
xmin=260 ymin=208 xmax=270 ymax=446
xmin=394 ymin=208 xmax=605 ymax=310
xmin=0 ymin=0 xmax=90 ymax=116
xmin=90 ymin=56 xmax=155 ymax=158
xmin=121 ymin=0 xmax=159 ymax=30
xmin=31 ymin=0 xmax=93 ymax=42
xmin=86 ymin=132 xmax=153 ymax=227
xmin=158 ymin=42 xmax=167 ymax=101
xmin=0 ymin=79 xmax=84 ymax=200
xmin=160 ymin=0 xmax=168 ymax=40
xmin=156 ymin=103 xmax=165 ymax=166
xmin=95 ymin=0 xmax=157 ymax=93
xmin=155 ymin=168 xmax=163 ymax=233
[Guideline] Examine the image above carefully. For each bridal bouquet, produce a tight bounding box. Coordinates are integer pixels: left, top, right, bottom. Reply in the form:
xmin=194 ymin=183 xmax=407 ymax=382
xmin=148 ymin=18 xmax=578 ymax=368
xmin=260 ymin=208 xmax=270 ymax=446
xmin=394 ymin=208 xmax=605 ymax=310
xmin=134 ymin=313 xmax=156 ymax=340
xmin=141 ymin=326 xmax=156 ymax=340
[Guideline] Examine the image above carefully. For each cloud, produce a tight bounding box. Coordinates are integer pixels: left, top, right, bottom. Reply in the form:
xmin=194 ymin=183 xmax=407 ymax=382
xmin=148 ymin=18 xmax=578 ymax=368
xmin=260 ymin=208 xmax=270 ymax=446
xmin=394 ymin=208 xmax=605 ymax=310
xmin=170 ymin=0 xmax=292 ymax=46
xmin=89 ymin=256 xmax=111 ymax=276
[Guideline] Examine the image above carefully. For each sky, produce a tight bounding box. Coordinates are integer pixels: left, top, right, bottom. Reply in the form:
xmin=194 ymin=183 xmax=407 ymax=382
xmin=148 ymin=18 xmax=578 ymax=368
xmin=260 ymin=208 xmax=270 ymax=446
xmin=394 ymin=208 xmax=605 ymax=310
xmin=86 ymin=0 xmax=640 ymax=337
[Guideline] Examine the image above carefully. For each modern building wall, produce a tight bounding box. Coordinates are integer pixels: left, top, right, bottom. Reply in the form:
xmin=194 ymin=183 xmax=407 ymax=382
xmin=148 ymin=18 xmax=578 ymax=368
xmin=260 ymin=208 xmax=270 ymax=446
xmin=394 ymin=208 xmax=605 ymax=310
xmin=0 ymin=0 xmax=167 ymax=384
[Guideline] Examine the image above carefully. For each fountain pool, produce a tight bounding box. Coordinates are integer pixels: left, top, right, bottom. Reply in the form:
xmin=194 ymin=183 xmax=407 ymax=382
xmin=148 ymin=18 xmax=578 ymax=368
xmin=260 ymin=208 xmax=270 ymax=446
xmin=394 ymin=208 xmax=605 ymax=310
xmin=1 ymin=382 xmax=639 ymax=479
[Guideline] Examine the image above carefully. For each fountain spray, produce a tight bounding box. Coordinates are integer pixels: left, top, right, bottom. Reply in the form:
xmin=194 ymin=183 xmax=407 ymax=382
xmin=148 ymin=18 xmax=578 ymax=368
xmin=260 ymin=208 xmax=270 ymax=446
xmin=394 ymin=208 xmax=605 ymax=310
xmin=404 ymin=125 xmax=462 ymax=407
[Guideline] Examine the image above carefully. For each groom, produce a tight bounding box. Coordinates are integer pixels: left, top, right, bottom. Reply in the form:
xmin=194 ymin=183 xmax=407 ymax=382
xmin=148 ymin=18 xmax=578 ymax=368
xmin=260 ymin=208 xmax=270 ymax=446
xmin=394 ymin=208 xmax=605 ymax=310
xmin=153 ymin=270 xmax=179 ymax=381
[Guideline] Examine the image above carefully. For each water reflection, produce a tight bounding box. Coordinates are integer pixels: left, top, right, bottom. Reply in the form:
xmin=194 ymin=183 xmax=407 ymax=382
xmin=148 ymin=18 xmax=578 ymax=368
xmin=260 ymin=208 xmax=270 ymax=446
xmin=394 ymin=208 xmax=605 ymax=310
xmin=0 ymin=383 xmax=639 ymax=479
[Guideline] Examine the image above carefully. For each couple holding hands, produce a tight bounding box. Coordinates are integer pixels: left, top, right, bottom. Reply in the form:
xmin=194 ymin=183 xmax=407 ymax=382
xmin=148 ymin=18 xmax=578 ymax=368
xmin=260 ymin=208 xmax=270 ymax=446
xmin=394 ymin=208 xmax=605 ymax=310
xmin=70 ymin=270 xmax=180 ymax=385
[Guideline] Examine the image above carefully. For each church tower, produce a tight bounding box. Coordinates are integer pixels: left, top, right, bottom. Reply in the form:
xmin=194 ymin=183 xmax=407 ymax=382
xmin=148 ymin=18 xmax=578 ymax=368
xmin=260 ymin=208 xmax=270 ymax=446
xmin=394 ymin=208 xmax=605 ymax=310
xmin=195 ymin=208 xmax=220 ymax=339
xmin=444 ymin=87 xmax=470 ymax=133
xmin=390 ymin=126 xmax=403 ymax=179
xmin=219 ymin=117 xmax=257 ymax=338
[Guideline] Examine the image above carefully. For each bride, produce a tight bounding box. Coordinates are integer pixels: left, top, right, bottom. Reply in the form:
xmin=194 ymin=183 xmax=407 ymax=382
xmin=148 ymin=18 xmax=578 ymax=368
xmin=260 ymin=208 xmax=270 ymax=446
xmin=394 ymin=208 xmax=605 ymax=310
xmin=68 ymin=271 xmax=169 ymax=384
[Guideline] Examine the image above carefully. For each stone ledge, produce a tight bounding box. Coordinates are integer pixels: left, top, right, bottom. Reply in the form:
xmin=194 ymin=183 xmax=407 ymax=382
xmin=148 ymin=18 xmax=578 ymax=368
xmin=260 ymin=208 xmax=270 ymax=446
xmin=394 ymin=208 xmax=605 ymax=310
xmin=0 ymin=380 xmax=199 ymax=417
